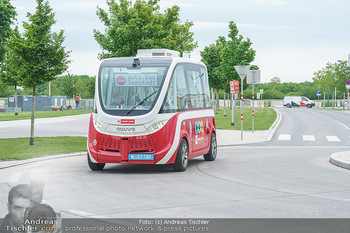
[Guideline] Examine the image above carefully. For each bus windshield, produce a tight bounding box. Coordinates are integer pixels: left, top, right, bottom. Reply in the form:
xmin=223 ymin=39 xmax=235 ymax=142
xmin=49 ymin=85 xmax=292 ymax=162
xmin=99 ymin=65 xmax=169 ymax=116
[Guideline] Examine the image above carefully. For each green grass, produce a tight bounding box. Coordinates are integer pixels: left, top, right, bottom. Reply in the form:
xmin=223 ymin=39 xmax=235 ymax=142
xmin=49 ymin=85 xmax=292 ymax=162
xmin=0 ymin=109 xmax=92 ymax=121
xmin=215 ymin=107 xmax=276 ymax=130
xmin=0 ymin=137 xmax=87 ymax=161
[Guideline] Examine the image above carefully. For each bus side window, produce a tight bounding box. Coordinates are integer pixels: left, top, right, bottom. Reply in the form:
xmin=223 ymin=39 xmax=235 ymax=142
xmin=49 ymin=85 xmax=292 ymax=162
xmin=200 ymin=67 xmax=211 ymax=108
xmin=161 ymin=64 xmax=186 ymax=112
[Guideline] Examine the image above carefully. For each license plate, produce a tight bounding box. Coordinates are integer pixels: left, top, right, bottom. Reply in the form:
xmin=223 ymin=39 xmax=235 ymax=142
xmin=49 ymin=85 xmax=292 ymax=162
xmin=128 ymin=153 xmax=154 ymax=161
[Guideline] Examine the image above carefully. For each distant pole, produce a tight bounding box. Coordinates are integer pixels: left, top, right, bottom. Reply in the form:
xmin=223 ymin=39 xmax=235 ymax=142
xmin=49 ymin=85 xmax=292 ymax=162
xmin=252 ymin=81 xmax=255 ymax=133
xmin=327 ymin=89 xmax=330 ymax=107
xmin=240 ymin=84 xmax=243 ymax=140
xmin=235 ymin=95 xmax=237 ymax=129
xmin=234 ymin=65 xmax=251 ymax=140
xmin=231 ymin=93 xmax=234 ymax=126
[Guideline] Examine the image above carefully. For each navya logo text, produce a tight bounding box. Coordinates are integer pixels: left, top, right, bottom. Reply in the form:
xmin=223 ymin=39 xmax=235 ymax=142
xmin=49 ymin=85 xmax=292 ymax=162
xmin=116 ymin=127 xmax=136 ymax=132
xmin=195 ymin=121 xmax=204 ymax=134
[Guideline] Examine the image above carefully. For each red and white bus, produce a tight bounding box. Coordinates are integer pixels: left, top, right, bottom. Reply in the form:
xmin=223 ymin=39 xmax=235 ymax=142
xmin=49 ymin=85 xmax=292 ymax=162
xmin=87 ymin=49 xmax=216 ymax=171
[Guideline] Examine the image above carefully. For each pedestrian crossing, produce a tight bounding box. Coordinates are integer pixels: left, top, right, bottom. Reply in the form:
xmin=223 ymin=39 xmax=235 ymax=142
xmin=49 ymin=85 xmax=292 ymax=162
xmin=277 ymin=134 xmax=344 ymax=142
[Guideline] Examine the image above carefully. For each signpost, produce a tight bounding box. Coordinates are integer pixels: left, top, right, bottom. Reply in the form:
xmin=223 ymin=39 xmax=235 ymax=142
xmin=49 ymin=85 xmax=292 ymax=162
xmin=316 ymin=89 xmax=321 ymax=108
xmin=247 ymin=70 xmax=261 ymax=133
xmin=230 ymin=80 xmax=239 ymax=128
xmin=234 ymin=65 xmax=251 ymax=140
xmin=346 ymin=80 xmax=350 ymax=109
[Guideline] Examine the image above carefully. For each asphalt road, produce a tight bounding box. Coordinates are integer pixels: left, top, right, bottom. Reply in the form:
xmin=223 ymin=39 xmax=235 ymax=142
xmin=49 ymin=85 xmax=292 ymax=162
xmin=0 ymin=108 xmax=349 ymax=219
xmin=0 ymin=114 xmax=90 ymax=138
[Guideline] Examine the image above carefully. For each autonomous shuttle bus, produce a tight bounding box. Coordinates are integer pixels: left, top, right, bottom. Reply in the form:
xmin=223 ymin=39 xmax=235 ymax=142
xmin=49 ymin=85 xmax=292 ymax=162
xmin=87 ymin=49 xmax=216 ymax=171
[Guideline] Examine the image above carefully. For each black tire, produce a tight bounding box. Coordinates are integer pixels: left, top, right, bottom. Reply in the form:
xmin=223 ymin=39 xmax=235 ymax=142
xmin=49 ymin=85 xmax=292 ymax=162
xmin=307 ymin=104 xmax=312 ymax=108
xmin=87 ymin=152 xmax=105 ymax=171
xmin=204 ymin=133 xmax=217 ymax=161
xmin=172 ymin=138 xmax=188 ymax=172
xmin=286 ymin=103 xmax=291 ymax=108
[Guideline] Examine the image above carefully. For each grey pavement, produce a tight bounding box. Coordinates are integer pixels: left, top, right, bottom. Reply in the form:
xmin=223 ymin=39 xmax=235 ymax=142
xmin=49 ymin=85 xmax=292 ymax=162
xmin=0 ymin=108 xmax=349 ymax=170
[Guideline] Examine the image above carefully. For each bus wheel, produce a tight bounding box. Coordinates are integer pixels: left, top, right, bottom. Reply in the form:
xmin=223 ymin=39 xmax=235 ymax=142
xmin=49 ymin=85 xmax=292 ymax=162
xmin=204 ymin=133 xmax=217 ymax=161
xmin=173 ymin=138 xmax=188 ymax=172
xmin=87 ymin=152 xmax=105 ymax=171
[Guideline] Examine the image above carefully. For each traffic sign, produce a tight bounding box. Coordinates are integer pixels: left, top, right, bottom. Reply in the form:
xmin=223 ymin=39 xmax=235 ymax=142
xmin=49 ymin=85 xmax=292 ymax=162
xmin=230 ymin=80 xmax=239 ymax=93
xmin=247 ymin=70 xmax=261 ymax=84
xmin=234 ymin=65 xmax=251 ymax=80
xmin=346 ymin=80 xmax=350 ymax=85
xmin=316 ymin=89 xmax=321 ymax=96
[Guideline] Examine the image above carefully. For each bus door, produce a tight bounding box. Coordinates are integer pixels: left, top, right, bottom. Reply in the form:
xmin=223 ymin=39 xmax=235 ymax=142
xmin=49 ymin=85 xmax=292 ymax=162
xmin=185 ymin=66 xmax=210 ymax=157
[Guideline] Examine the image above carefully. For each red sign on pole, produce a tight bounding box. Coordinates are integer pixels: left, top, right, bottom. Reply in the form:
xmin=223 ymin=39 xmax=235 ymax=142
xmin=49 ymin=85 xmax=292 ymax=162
xmin=230 ymin=80 xmax=239 ymax=93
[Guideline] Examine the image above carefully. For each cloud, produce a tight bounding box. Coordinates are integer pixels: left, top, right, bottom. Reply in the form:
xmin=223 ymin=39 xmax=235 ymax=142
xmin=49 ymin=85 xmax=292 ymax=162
xmin=51 ymin=1 xmax=107 ymax=12
xmin=253 ymin=0 xmax=288 ymax=6
xmin=192 ymin=22 xmax=228 ymax=31
xmin=192 ymin=21 xmax=290 ymax=32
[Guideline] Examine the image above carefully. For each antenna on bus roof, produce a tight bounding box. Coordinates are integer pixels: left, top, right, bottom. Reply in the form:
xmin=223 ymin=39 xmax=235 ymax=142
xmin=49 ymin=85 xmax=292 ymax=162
xmin=136 ymin=49 xmax=180 ymax=58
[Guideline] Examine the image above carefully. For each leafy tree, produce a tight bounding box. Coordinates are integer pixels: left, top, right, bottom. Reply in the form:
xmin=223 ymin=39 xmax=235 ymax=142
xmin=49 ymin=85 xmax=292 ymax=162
xmin=334 ymin=60 xmax=350 ymax=98
xmin=201 ymin=37 xmax=226 ymax=113
xmin=0 ymin=28 xmax=24 ymax=115
xmin=75 ymin=78 xmax=86 ymax=97
xmin=0 ymin=0 xmax=16 ymax=62
xmin=87 ymin=76 xmax=96 ymax=97
xmin=10 ymin=0 xmax=70 ymax=145
xmin=313 ymin=63 xmax=335 ymax=109
xmin=221 ymin=21 xmax=256 ymax=92
xmin=60 ymin=73 xmax=76 ymax=106
xmin=94 ymin=0 xmax=197 ymax=59
xmin=220 ymin=22 xmax=255 ymax=115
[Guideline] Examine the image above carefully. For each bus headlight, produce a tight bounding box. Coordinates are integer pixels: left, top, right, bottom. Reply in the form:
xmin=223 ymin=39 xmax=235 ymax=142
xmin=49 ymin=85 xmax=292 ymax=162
xmin=94 ymin=120 xmax=105 ymax=131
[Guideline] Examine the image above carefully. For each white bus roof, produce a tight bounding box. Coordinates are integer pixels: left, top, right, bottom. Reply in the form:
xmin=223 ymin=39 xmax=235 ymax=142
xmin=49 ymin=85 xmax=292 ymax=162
xmin=136 ymin=49 xmax=180 ymax=58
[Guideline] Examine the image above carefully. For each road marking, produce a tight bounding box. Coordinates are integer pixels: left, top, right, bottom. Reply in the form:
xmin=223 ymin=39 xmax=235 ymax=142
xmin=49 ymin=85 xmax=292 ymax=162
xmin=66 ymin=210 xmax=106 ymax=218
xmin=326 ymin=136 xmax=341 ymax=142
xmin=25 ymin=161 xmax=49 ymax=168
xmin=278 ymin=134 xmax=291 ymax=140
xmin=9 ymin=173 xmax=22 ymax=182
xmin=303 ymin=135 xmax=315 ymax=141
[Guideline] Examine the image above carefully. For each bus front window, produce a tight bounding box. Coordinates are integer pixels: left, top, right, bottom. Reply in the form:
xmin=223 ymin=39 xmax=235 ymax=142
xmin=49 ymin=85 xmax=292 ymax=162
xmin=99 ymin=66 xmax=168 ymax=115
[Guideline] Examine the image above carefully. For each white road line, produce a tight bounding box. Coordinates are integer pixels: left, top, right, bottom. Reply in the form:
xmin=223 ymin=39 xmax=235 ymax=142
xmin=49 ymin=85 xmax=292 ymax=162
xmin=66 ymin=210 xmax=106 ymax=218
xmin=278 ymin=134 xmax=291 ymax=140
xmin=25 ymin=161 xmax=49 ymax=168
xmin=9 ymin=173 xmax=22 ymax=182
xmin=303 ymin=135 xmax=315 ymax=141
xmin=326 ymin=136 xmax=341 ymax=142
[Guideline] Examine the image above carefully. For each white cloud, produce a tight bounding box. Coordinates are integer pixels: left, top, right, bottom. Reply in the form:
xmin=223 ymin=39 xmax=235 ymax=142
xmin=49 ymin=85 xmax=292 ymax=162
xmin=192 ymin=22 xmax=228 ymax=31
xmin=253 ymin=0 xmax=288 ymax=6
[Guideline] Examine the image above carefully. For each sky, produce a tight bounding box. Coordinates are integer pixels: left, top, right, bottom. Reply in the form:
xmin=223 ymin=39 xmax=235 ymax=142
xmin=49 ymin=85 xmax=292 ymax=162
xmin=11 ymin=0 xmax=350 ymax=83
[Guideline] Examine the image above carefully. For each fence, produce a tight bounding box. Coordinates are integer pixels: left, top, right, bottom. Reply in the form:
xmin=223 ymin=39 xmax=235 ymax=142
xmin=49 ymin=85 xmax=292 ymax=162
xmin=67 ymin=99 xmax=94 ymax=110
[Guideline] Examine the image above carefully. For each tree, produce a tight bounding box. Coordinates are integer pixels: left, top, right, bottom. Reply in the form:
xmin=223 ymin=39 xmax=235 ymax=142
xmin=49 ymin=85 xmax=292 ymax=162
xmin=221 ymin=21 xmax=256 ymax=92
xmin=334 ymin=60 xmax=350 ymax=98
xmin=10 ymin=0 xmax=70 ymax=145
xmin=87 ymin=76 xmax=96 ymax=97
xmin=75 ymin=77 xmax=85 ymax=97
xmin=60 ymin=73 xmax=76 ymax=107
xmin=0 ymin=28 xmax=24 ymax=115
xmin=0 ymin=0 xmax=16 ymax=62
xmin=313 ymin=64 xmax=335 ymax=109
xmin=94 ymin=0 xmax=197 ymax=59
xmin=201 ymin=37 xmax=226 ymax=113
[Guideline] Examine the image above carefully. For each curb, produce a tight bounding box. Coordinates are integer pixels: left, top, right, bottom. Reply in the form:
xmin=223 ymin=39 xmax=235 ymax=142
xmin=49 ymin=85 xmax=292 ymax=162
xmin=265 ymin=107 xmax=282 ymax=142
xmin=0 ymin=152 xmax=85 ymax=170
xmin=330 ymin=151 xmax=350 ymax=170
